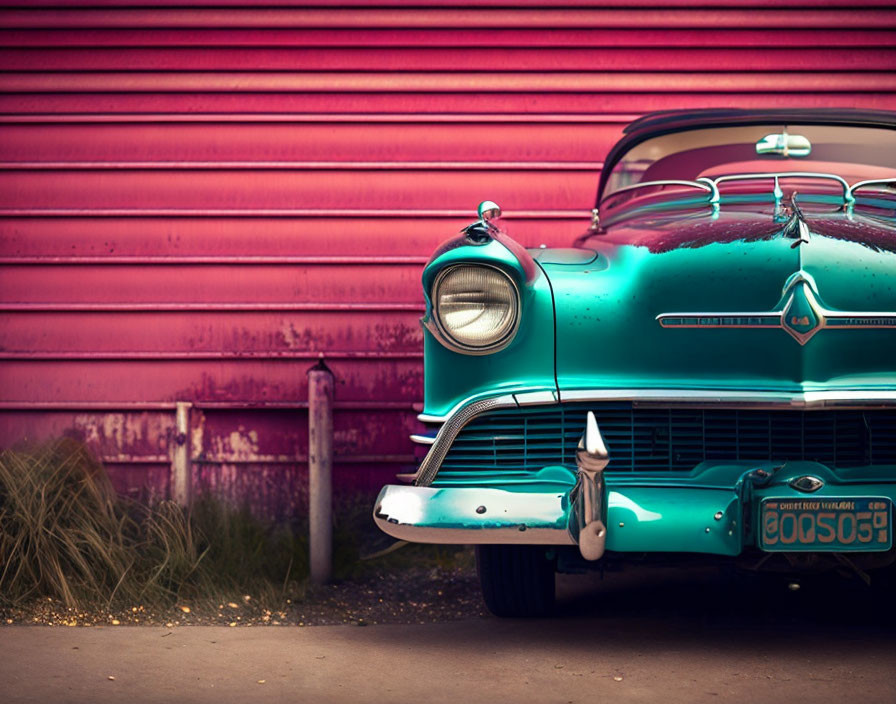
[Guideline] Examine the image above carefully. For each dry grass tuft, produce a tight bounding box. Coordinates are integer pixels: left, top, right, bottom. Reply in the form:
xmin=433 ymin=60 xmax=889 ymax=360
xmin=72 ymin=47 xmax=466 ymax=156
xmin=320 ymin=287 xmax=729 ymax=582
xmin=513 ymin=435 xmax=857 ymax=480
xmin=0 ymin=439 xmax=138 ymax=607
xmin=0 ymin=439 xmax=309 ymax=610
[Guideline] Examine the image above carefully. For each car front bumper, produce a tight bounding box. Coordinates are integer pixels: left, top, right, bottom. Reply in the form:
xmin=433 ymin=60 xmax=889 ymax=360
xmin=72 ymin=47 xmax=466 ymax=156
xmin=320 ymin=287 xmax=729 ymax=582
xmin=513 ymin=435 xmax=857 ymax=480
xmin=374 ymin=461 xmax=896 ymax=558
xmin=373 ymin=482 xmax=742 ymax=555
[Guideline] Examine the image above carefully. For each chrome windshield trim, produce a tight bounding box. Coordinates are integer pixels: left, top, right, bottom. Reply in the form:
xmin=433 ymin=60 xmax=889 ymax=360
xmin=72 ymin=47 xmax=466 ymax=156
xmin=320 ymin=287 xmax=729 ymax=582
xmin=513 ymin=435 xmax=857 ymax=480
xmin=606 ymin=179 xmax=716 ymax=199
xmin=709 ymin=171 xmax=851 ymax=204
xmin=412 ymin=387 xmax=896 ymax=485
xmin=847 ymin=177 xmax=896 ymax=199
xmin=601 ymin=171 xmax=874 ymax=210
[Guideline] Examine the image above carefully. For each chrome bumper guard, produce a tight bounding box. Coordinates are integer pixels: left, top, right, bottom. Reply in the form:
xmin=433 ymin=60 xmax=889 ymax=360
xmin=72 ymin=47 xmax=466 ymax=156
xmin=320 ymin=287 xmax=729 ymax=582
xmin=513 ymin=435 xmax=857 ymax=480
xmin=374 ymin=412 xmax=609 ymax=559
xmin=568 ymin=411 xmax=609 ymax=560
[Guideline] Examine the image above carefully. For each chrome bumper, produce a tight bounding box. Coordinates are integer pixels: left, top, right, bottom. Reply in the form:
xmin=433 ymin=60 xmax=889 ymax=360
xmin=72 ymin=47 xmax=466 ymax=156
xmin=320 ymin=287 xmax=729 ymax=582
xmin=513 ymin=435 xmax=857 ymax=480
xmin=373 ymin=479 xmax=744 ymax=556
xmin=373 ymin=484 xmax=576 ymax=546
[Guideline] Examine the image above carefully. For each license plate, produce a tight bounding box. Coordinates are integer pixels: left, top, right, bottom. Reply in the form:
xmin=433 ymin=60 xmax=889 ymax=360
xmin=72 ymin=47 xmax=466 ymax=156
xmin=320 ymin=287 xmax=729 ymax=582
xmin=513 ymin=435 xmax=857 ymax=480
xmin=760 ymin=497 xmax=892 ymax=552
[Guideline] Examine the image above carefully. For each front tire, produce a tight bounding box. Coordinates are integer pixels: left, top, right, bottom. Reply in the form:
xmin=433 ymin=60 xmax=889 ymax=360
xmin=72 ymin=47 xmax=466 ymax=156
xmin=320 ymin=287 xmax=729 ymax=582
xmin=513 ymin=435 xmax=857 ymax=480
xmin=476 ymin=545 xmax=556 ymax=617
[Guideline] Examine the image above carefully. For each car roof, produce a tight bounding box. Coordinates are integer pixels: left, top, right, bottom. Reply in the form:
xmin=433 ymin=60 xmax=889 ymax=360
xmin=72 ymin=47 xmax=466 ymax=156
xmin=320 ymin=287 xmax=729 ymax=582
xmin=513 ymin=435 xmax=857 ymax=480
xmin=596 ymin=108 xmax=896 ymax=207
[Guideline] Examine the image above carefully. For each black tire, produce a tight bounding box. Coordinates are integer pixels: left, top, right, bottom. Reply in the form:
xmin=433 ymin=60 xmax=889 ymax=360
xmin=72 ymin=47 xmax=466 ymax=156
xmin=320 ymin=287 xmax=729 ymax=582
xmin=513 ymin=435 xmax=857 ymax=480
xmin=476 ymin=544 xmax=556 ymax=617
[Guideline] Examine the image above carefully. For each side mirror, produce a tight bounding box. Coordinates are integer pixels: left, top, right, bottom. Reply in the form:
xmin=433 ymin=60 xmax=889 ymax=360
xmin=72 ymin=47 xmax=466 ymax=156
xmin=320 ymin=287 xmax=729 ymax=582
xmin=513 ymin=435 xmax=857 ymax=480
xmin=756 ymin=131 xmax=811 ymax=157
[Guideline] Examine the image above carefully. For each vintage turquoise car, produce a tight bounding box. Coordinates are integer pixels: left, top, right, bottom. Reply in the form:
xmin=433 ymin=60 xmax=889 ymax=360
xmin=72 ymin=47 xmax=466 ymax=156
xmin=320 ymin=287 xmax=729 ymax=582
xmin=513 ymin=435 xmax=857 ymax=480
xmin=373 ymin=109 xmax=896 ymax=616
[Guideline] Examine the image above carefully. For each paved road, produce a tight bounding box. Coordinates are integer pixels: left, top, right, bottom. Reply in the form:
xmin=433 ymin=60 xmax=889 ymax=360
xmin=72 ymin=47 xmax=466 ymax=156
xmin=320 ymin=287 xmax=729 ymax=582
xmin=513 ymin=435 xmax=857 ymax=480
xmin=2 ymin=567 xmax=894 ymax=704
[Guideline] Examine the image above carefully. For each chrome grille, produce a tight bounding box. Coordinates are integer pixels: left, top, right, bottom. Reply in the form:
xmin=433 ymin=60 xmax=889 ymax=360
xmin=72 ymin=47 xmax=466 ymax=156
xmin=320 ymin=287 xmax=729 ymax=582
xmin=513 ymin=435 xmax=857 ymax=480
xmin=438 ymin=402 xmax=896 ymax=473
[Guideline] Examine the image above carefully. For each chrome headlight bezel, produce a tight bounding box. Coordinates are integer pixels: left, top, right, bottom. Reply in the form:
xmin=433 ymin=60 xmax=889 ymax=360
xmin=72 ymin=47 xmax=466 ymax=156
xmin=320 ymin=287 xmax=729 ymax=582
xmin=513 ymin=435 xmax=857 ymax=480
xmin=429 ymin=263 xmax=521 ymax=355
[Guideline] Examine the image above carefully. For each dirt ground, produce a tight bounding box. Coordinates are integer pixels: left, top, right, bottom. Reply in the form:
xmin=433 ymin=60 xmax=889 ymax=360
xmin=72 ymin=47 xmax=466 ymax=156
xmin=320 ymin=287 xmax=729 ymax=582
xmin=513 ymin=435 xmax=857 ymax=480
xmin=2 ymin=566 xmax=895 ymax=704
xmin=0 ymin=563 xmax=486 ymax=628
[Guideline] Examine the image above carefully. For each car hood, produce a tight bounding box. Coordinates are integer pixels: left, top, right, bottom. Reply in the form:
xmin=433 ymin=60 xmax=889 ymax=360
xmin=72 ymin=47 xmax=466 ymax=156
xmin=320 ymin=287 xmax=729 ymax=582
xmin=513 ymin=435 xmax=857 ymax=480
xmin=540 ymin=206 xmax=896 ymax=396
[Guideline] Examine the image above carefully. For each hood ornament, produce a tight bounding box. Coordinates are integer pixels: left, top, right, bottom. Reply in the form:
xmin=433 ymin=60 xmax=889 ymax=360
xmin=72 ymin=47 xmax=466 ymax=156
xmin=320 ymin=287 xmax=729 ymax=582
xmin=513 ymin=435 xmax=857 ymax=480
xmin=780 ymin=194 xmax=810 ymax=247
xmin=657 ymin=270 xmax=896 ymax=345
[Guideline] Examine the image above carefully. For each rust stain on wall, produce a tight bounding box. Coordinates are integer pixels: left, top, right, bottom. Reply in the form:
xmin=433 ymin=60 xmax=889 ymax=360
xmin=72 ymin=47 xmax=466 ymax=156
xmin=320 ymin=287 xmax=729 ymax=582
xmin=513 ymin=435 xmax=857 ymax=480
xmin=72 ymin=412 xmax=172 ymax=461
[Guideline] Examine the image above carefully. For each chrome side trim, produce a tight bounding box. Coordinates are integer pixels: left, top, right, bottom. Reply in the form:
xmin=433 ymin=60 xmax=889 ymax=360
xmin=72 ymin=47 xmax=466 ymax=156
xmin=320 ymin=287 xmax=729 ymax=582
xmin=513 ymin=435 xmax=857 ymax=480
xmin=559 ymin=388 xmax=896 ymax=408
xmin=409 ymin=433 xmax=436 ymax=446
xmin=417 ymin=413 xmax=446 ymax=424
xmin=373 ymin=484 xmax=575 ymax=545
xmin=514 ymin=390 xmax=559 ymax=406
xmin=417 ymin=389 xmax=556 ymax=425
xmin=657 ymin=269 xmax=896 ymax=345
xmin=412 ymin=387 xmax=896 ymax=485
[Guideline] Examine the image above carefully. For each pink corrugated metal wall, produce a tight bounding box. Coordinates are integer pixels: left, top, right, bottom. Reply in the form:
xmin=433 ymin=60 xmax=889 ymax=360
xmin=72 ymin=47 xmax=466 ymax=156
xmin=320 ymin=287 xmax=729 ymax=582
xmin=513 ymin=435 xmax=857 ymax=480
xmin=2 ymin=1 xmax=895 ymax=517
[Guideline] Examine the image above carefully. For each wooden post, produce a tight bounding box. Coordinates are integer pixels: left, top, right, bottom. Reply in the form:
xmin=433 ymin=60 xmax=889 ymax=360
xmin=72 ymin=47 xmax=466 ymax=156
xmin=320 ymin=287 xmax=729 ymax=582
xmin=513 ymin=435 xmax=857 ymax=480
xmin=308 ymin=358 xmax=334 ymax=584
xmin=171 ymin=401 xmax=192 ymax=506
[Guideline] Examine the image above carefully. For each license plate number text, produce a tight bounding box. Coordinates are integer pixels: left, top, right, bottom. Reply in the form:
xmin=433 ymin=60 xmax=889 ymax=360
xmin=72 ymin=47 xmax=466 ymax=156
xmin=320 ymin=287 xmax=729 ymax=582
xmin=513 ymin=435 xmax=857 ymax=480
xmin=760 ymin=498 xmax=891 ymax=551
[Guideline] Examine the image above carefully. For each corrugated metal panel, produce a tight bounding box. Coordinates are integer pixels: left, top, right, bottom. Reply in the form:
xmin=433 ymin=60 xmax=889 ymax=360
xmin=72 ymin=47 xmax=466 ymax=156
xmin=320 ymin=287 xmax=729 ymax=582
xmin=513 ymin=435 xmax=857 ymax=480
xmin=1 ymin=2 xmax=894 ymax=517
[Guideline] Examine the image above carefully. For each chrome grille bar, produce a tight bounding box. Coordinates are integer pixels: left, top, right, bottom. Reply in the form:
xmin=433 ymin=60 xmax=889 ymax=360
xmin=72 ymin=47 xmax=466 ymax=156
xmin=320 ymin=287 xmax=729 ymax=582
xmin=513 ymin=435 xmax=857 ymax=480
xmin=439 ymin=403 xmax=896 ymax=474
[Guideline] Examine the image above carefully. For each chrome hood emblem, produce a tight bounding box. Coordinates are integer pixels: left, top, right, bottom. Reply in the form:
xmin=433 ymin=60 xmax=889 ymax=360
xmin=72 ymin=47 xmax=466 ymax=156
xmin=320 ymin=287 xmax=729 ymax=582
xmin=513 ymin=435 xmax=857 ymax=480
xmin=789 ymin=475 xmax=825 ymax=493
xmin=657 ymin=271 xmax=896 ymax=345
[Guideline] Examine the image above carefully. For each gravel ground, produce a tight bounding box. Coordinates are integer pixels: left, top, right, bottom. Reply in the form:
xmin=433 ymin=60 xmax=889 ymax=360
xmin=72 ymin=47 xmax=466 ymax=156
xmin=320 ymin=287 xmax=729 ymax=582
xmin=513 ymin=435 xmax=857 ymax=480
xmin=6 ymin=547 xmax=895 ymax=631
xmin=1 ymin=562 xmax=486 ymax=629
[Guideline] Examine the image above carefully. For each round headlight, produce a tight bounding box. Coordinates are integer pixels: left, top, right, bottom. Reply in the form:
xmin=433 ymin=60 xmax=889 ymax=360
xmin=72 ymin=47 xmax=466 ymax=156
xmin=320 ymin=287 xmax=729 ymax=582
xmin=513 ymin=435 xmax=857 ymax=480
xmin=432 ymin=265 xmax=519 ymax=352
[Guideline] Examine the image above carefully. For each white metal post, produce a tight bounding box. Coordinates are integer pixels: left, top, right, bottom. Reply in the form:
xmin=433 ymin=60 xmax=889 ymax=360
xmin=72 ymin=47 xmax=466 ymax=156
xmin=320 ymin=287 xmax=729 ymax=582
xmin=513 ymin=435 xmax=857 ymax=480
xmin=171 ymin=401 xmax=192 ymax=506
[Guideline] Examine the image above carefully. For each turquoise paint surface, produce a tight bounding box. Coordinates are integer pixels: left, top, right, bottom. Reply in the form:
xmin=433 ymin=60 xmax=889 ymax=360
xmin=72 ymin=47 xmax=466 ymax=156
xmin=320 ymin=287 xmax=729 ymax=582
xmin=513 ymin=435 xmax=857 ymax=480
xmin=605 ymin=487 xmax=742 ymax=555
xmin=422 ymin=202 xmax=896 ymax=415
xmin=549 ymin=227 xmax=896 ymax=394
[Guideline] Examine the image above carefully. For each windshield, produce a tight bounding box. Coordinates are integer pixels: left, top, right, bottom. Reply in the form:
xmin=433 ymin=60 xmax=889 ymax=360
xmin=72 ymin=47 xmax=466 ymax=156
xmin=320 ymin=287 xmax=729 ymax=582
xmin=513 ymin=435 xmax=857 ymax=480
xmin=603 ymin=124 xmax=896 ymax=202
